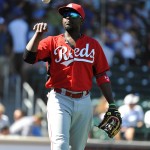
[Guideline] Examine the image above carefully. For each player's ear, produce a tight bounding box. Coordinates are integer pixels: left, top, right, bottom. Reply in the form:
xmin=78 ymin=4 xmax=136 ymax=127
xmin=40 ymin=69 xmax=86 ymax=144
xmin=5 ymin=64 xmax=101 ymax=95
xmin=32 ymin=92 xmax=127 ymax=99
xmin=80 ymin=18 xmax=83 ymax=25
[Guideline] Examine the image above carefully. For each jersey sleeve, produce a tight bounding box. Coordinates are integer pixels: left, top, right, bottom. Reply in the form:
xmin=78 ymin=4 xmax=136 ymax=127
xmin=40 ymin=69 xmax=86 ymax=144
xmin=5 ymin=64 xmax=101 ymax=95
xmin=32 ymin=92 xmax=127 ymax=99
xmin=35 ymin=36 xmax=53 ymax=62
xmin=93 ymin=40 xmax=110 ymax=76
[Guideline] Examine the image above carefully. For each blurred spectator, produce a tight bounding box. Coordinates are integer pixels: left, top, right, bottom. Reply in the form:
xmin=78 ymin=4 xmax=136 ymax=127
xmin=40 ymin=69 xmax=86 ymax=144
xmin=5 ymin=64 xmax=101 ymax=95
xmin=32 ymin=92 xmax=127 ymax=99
xmin=0 ymin=103 xmax=10 ymax=133
xmin=8 ymin=7 xmax=29 ymax=77
xmin=116 ymin=94 xmax=144 ymax=141
xmin=135 ymin=1 xmax=149 ymax=21
xmin=95 ymin=22 xmax=120 ymax=66
xmin=0 ymin=0 xmax=9 ymax=17
xmin=144 ymin=110 xmax=150 ymax=140
xmin=9 ymin=114 xmax=43 ymax=136
xmin=89 ymin=96 xmax=111 ymax=140
xmin=129 ymin=11 xmax=146 ymax=31
xmin=0 ymin=17 xmax=11 ymax=56
xmin=144 ymin=110 xmax=150 ymax=128
xmin=112 ymin=12 xmax=127 ymax=30
xmin=95 ymin=96 xmax=109 ymax=121
xmin=102 ymin=22 xmax=121 ymax=51
xmin=145 ymin=32 xmax=150 ymax=66
xmin=44 ymin=8 xmax=62 ymax=35
xmin=119 ymin=28 xmax=137 ymax=65
xmin=0 ymin=125 xmax=9 ymax=135
xmin=0 ymin=17 xmax=11 ymax=101
xmin=145 ymin=0 xmax=150 ymax=12
xmin=82 ymin=3 xmax=95 ymax=32
xmin=13 ymin=109 xmax=25 ymax=122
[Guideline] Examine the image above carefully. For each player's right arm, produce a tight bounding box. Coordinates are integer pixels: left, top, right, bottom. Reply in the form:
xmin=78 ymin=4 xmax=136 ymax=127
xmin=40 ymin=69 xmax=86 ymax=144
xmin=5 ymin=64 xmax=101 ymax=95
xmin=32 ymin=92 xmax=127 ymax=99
xmin=26 ymin=22 xmax=48 ymax=52
xmin=23 ymin=23 xmax=48 ymax=64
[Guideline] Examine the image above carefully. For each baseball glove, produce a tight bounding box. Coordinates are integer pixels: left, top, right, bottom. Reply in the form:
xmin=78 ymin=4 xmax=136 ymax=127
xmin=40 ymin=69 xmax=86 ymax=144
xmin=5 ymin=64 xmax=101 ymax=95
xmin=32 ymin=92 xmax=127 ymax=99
xmin=98 ymin=107 xmax=122 ymax=138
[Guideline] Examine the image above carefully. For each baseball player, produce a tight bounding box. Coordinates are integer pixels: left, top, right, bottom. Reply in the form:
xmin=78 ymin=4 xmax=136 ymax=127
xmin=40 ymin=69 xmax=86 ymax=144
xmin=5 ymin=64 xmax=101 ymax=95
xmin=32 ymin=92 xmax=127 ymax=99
xmin=23 ymin=3 xmax=121 ymax=150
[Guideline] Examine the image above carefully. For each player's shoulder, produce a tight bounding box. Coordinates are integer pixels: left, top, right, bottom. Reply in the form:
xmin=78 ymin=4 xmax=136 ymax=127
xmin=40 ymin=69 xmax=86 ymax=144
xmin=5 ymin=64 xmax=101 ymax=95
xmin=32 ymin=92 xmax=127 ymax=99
xmin=42 ymin=34 xmax=63 ymax=44
xmin=83 ymin=34 xmax=102 ymax=48
xmin=52 ymin=34 xmax=63 ymax=38
xmin=83 ymin=34 xmax=99 ymax=43
xmin=49 ymin=34 xmax=65 ymax=42
xmin=45 ymin=34 xmax=62 ymax=40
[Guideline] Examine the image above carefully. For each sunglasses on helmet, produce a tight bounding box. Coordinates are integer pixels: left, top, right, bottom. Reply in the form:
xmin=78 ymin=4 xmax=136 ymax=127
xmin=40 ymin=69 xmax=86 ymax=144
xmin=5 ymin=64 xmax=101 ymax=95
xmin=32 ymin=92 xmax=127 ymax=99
xmin=63 ymin=12 xmax=81 ymax=19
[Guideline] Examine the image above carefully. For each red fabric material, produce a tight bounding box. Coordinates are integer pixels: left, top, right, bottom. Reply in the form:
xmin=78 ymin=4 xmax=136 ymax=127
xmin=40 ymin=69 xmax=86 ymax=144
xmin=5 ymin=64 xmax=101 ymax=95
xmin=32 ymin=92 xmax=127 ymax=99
xmin=96 ymin=74 xmax=110 ymax=86
xmin=36 ymin=34 xmax=110 ymax=91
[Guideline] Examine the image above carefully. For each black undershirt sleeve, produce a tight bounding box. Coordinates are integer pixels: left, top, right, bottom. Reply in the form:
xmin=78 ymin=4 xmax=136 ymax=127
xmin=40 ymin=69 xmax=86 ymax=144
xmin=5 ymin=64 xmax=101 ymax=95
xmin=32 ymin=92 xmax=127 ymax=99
xmin=23 ymin=49 xmax=37 ymax=64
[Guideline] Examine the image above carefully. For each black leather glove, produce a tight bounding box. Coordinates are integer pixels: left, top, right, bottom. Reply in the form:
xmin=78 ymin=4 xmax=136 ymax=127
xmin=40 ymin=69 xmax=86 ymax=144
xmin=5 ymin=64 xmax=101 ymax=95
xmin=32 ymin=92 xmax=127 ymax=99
xmin=98 ymin=104 xmax=122 ymax=138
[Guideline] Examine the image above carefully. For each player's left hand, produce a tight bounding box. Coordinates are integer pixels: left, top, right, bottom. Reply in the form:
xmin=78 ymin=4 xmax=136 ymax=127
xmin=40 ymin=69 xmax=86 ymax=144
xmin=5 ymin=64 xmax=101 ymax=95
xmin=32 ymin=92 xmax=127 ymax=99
xmin=98 ymin=105 xmax=122 ymax=138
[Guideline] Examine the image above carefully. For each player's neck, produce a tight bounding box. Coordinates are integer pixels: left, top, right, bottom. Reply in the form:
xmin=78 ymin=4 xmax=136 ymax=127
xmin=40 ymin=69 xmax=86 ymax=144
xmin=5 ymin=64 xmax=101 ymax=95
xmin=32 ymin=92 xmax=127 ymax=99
xmin=64 ymin=32 xmax=82 ymax=49
xmin=64 ymin=32 xmax=81 ymax=41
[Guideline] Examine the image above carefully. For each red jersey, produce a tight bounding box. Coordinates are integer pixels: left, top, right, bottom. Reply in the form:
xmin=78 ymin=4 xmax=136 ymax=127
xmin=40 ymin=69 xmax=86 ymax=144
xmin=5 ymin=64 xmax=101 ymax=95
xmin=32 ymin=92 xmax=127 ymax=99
xmin=36 ymin=34 xmax=109 ymax=91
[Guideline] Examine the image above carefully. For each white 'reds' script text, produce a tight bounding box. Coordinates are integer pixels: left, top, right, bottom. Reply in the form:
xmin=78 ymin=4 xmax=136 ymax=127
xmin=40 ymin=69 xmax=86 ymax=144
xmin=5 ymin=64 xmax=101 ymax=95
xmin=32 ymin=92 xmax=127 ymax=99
xmin=54 ymin=43 xmax=95 ymax=66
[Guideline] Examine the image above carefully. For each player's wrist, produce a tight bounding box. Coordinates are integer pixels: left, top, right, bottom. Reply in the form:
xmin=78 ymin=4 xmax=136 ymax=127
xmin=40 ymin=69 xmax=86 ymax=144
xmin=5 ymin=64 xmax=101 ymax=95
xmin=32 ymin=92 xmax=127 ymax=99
xmin=109 ymin=103 xmax=116 ymax=106
xmin=109 ymin=103 xmax=117 ymax=109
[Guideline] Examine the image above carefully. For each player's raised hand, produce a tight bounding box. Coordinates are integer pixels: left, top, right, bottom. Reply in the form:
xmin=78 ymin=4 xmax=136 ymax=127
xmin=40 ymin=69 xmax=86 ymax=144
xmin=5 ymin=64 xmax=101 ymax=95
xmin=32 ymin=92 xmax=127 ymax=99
xmin=33 ymin=22 xmax=48 ymax=33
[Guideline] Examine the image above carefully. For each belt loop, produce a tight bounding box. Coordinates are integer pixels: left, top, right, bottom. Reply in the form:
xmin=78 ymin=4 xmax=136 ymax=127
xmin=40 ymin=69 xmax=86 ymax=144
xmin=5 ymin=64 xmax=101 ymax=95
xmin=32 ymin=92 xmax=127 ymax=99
xmin=83 ymin=91 xmax=87 ymax=96
xmin=61 ymin=88 xmax=66 ymax=95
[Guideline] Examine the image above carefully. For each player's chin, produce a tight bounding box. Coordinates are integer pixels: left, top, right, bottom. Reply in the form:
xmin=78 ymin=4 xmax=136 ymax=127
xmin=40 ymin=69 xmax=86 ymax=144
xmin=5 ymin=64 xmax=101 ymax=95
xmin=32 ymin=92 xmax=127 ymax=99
xmin=65 ymin=25 xmax=73 ymax=31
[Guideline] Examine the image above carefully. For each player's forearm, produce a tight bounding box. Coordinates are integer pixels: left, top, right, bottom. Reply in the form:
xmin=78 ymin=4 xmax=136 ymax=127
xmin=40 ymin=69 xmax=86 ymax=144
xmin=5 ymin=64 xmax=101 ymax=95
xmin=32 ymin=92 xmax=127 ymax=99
xmin=24 ymin=32 xmax=42 ymax=64
xmin=26 ymin=32 xmax=42 ymax=52
xmin=99 ymin=82 xmax=115 ymax=104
